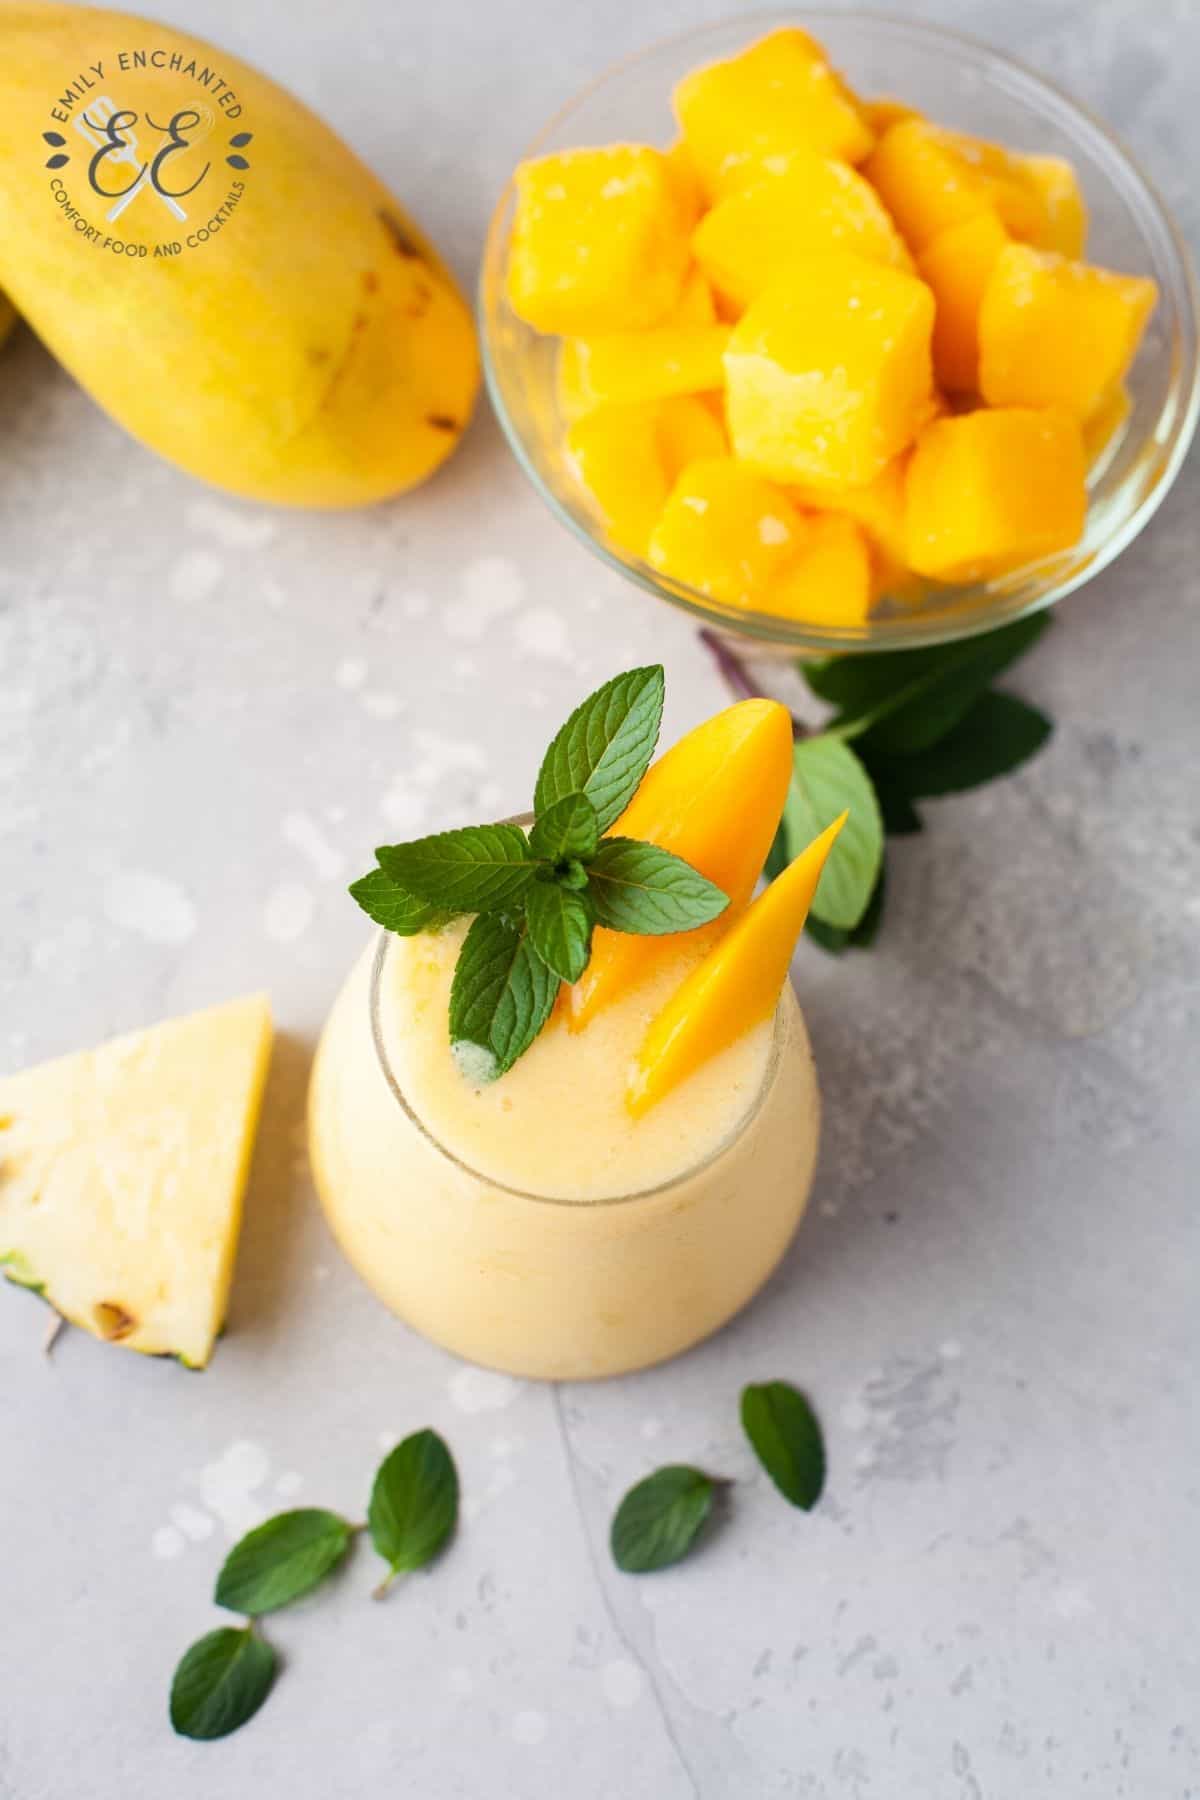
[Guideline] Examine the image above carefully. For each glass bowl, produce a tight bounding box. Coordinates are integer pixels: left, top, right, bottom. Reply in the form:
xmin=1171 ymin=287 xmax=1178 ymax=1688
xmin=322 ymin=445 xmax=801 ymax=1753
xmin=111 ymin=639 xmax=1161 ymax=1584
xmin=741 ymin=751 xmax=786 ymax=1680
xmin=479 ymin=11 xmax=1198 ymax=654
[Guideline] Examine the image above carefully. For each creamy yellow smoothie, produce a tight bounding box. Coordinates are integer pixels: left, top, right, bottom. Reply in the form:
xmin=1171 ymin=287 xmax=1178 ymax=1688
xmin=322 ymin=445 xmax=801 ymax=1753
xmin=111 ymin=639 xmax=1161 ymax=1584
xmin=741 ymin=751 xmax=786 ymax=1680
xmin=310 ymin=677 xmax=843 ymax=1381
xmin=308 ymin=924 xmax=820 ymax=1379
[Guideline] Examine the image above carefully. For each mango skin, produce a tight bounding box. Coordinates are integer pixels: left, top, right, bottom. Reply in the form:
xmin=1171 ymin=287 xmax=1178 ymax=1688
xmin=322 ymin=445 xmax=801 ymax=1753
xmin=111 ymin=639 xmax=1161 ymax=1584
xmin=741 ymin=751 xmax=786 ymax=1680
xmin=0 ymin=3 xmax=479 ymax=506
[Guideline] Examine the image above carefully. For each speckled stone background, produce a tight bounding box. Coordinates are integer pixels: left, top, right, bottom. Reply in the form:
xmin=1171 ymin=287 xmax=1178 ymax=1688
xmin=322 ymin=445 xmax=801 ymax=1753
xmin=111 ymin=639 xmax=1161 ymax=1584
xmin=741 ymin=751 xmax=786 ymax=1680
xmin=2 ymin=1 xmax=1198 ymax=1795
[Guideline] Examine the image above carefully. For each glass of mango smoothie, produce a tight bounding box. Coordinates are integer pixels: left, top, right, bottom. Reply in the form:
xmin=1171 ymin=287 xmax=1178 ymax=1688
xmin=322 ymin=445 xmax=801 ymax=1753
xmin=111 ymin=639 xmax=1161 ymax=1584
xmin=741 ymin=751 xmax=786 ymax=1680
xmin=309 ymin=671 xmax=842 ymax=1380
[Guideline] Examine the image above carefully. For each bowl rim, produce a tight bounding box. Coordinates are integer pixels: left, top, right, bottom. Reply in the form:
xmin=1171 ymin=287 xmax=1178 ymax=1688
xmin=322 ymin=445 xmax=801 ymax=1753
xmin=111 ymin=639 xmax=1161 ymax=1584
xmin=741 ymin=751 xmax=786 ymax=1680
xmin=479 ymin=8 xmax=1200 ymax=655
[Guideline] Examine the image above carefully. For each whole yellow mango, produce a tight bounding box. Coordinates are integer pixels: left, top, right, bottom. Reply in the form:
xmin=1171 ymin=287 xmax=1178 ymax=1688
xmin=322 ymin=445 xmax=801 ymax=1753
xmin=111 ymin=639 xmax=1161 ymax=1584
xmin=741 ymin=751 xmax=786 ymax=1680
xmin=0 ymin=2 xmax=479 ymax=505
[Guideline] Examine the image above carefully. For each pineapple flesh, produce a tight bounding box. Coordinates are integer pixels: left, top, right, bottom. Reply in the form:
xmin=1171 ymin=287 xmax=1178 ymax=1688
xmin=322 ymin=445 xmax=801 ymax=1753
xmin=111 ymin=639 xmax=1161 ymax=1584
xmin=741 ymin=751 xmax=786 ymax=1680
xmin=0 ymin=994 xmax=273 ymax=1368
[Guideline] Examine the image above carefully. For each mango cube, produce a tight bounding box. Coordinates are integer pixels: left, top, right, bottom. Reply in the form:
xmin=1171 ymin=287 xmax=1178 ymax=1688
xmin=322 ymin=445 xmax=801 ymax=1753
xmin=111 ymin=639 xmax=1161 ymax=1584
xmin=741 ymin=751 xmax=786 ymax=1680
xmin=566 ymin=325 xmax=729 ymax=409
xmin=665 ymin=140 xmax=705 ymax=226
xmin=669 ymin=266 xmax=718 ymax=326
xmin=917 ymin=210 xmax=1010 ymax=392
xmin=565 ymin=403 xmax=669 ymax=555
xmin=648 ymin=458 xmax=803 ymax=607
xmin=1019 ymin=154 xmax=1088 ymax=257
xmin=947 ymin=132 xmax=1048 ymax=243
xmin=673 ymin=29 xmax=874 ymax=200
xmin=692 ymin=147 xmax=910 ymax=313
xmin=655 ymin=394 xmax=727 ymax=480
xmin=725 ymin=255 xmax=936 ymax=490
xmin=564 ymin=397 xmax=727 ymax=554
xmin=789 ymin=455 xmax=909 ymax=591
xmin=905 ymin=408 xmax=1087 ymax=580
xmin=506 ymin=145 xmax=690 ymax=335
xmin=979 ymin=243 xmax=1157 ymax=421
xmin=864 ymin=120 xmax=994 ymax=253
xmin=762 ymin=514 xmax=873 ymax=627
xmin=1082 ymin=383 xmax=1132 ymax=467
xmin=863 ymin=97 xmax=920 ymax=135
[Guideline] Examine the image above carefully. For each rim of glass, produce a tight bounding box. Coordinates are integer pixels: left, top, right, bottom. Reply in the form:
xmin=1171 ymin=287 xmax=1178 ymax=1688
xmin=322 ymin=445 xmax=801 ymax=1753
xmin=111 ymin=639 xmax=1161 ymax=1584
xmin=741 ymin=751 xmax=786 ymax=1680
xmin=480 ymin=8 xmax=1200 ymax=654
xmin=366 ymin=927 xmax=790 ymax=1210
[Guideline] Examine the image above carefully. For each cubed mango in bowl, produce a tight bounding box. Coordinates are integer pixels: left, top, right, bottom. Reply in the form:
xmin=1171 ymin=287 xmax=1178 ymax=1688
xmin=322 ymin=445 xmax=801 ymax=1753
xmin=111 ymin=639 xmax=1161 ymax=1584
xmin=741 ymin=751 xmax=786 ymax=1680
xmin=905 ymin=408 xmax=1087 ymax=580
xmin=565 ymin=397 xmax=729 ymax=555
xmin=979 ymin=242 xmax=1157 ymax=420
xmin=506 ymin=145 xmax=691 ymax=334
xmin=724 ymin=254 xmax=936 ymax=489
xmin=673 ymin=28 xmax=874 ymax=200
xmin=761 ymin=514 xmax=874 ymax=627
xmin=648 ymin=458 xmax=803 ymax=605
xmin=691 ymin=147 xmax=910 ymax=313
xmin=918 ymin=210 xmax=1010 ymax=393
xmin=497 ymin=25 xmax=1165 ymax=632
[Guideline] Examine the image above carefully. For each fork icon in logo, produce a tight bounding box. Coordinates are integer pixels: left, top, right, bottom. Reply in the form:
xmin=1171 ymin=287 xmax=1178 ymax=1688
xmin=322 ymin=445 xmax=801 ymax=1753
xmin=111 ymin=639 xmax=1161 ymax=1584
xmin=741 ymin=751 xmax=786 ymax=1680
xmin=74 ymin=99 xmax=188 ymax=223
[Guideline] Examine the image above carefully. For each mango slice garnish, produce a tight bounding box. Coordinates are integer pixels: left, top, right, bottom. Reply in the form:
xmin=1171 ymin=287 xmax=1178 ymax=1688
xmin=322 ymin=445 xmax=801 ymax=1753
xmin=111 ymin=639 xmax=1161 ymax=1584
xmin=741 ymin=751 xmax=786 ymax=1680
xmin=626 ymin=812 xmax=847 ymax=1117
xmin=565 ymin=698 xmax=794 ymax=1031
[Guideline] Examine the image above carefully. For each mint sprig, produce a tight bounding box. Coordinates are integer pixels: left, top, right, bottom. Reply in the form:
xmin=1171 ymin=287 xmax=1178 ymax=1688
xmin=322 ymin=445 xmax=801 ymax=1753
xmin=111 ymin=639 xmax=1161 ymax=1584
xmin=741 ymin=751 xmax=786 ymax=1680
xmin=351 ymin=665 xmax=730 ymax=1081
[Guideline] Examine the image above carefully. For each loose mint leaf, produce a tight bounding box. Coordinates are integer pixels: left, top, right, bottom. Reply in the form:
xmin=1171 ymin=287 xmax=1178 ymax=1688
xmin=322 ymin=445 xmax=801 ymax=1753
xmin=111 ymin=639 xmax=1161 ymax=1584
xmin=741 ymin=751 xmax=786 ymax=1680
xmin=805 ymin=614 xmax=1049 ymax=754
xmin=377 ymin=823 xmax=535 ymax=913
xmin=534 ymin=666 xmax=664 ymax=830
xmin=782 ymin=736 xmax=882 ymax=930
xmin=368 ymin=1429 xmax=459 ymax=1598
xmin=806 ymin=864 xmax=887 ymax=954
xmin=525 ymin=879 xmax=593 ymax=983
xmin=214 ymin=1509 xmax=352 ymax=1617
xmin=588 ymin=839 xmax=729 ymax=935
xmin=349 ymin=866 xmax=453 ymax=936
xmin=528 ymin=791 xmax=600 ymax=862
xmin=169 ymin=1625 xmax=276 ymax=1741
xmin=610 ymin=1466 xmax=716 ymax=1573
xmin=741 ymin=1381 xmax=826 ymax=1510
xmin=449 ymin=912 xmax=559 ymax=1080
xmin=887 ymin=690 xmax=1052 ymax=797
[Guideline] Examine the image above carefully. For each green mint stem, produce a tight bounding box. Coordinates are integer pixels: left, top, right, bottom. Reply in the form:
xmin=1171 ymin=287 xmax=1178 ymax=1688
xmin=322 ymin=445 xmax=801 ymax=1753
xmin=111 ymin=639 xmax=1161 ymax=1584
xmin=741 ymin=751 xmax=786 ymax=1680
xmin=372 ymin=1568 xmax=399 ymax=1602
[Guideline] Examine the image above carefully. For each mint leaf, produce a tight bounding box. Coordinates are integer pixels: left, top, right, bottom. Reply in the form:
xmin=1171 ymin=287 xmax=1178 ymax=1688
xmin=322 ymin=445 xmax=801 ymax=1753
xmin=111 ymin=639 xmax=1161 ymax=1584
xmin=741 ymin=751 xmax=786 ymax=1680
xmin=610 ymin=1466 xmax=716 ymax=1573
xmin=806 ymin=863 xmax=886 ymax=954
xmin=449 ymin=912 xmax=559 ymax=1080
xmin=588 ymin=839 xmax=729 ymax=935
xmin=741 ymin=1381 xmax=826 ymax=1510
xmin=807 ymin=614 xmax=1049 ymax=754
xmin=525 ymin=879 xmax=593 ymax=983
xmin=214 ymin=1509 xmax=352 ymax=1617
xmin=534 ymin=666 xmax=664 ymax=830
xmin=885 ymin=690 xmax=1052 ymax=797
xmin=528 ymin=791 xmax=600 ymax=862
xmin=349 ymin=866 xmax=453 ymax=935
xmin=368 ymin=1429 xmax=458 ymax=1598
xmin=377 ymin=823 xmax=535 ymax=913
xmin=782 ymin=736 xmax=882 ymax=929
xmin=169 ymin=1625 xmax=276 ymax=1741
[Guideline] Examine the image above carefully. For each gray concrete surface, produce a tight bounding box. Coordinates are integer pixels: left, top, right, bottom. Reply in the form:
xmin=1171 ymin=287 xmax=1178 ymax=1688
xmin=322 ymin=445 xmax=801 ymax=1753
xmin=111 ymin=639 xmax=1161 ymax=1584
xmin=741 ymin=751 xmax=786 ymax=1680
xmin=1 ymin=0 xmax=1198 ymax=1794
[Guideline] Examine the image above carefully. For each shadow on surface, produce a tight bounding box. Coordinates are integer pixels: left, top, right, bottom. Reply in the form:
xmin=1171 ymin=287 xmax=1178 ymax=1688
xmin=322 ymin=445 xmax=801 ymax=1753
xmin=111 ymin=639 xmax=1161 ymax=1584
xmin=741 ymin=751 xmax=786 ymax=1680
xmin=225 ymin=1028 xmax=316 ymax=1347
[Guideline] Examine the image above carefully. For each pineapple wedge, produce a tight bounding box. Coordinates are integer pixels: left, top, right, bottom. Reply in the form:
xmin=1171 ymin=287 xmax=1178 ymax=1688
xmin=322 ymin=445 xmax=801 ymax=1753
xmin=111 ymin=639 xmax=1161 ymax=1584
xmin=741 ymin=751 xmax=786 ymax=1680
xmin=0 ymin=994 xmax=273 ymax=1367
